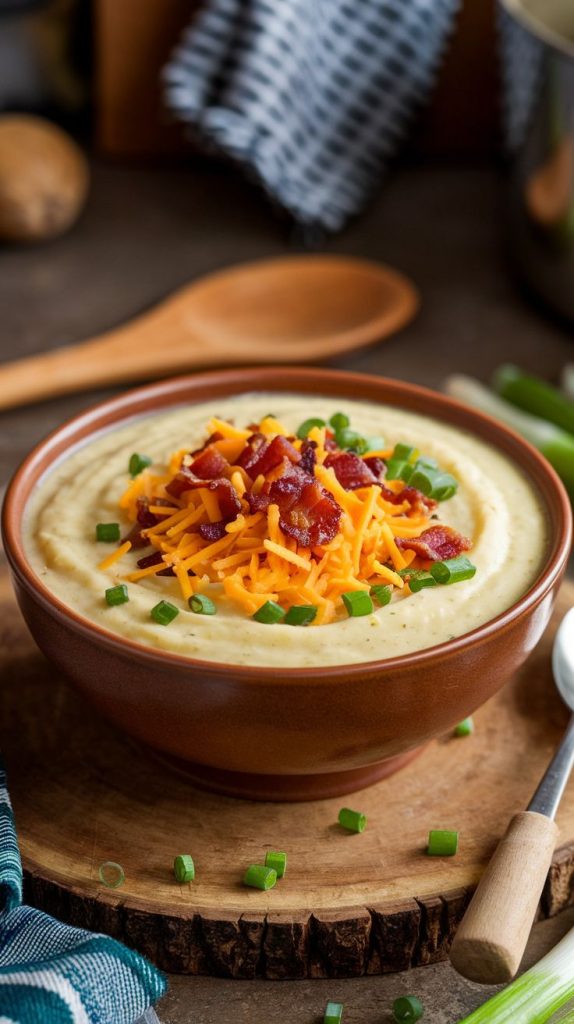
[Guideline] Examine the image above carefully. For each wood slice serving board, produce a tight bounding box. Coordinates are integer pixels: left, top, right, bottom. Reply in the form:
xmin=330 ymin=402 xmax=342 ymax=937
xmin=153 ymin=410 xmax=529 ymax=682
xmin=2 ymin=563 xmax=574 ymax=979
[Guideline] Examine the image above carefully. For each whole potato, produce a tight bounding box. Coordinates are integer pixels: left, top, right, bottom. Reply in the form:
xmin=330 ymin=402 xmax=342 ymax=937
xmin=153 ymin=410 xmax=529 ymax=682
xmin=0 ymin=114 xmax=89 ymax=242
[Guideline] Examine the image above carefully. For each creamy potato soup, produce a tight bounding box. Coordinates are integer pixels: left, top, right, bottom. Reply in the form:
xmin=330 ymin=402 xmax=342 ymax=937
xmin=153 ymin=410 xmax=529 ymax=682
xmin=24 ymin=393 xmax=548 ymax=667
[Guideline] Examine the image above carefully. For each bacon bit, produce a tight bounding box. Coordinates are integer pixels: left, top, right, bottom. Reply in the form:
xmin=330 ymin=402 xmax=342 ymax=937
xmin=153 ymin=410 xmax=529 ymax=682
xmin=136 ymin=550 xmax=176 ymax=576
xmin=363 ymin=456 xmax=387 ymax=482
xmin=189 ymin=444 xmax=229 ymax=480
xmin=199 ymin=521 xmax=228 ymax=541
xmin=324 ymin=451 xmax=378 ymax=490
xmin=122 ymin=497 xmax=160 ymax=548
xmin=380 ymin=485 xmax=437 ymax=518
xmin=206 ymin=478 xmax=242 ymax=521
xmin=397 ymin=525 xmax=471 ymax=561
xmin=239 ymin=434 xmax=300 ymax=479
xmin=299 ymin=440 xmax=317 ymax=475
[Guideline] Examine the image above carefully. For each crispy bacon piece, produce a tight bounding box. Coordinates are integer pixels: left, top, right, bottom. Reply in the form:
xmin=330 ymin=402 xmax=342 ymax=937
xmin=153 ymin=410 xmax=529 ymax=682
xmin=238 ymin=434 xmax=300 ymax=479
xmin=135 ymin=550 xmax=175 ymax=576
xmin=250 ymin=464 xmax=342 ymax=546
xmin=236 ymin=433 xmax=268 ymax=474
xmin=121 ymin=497 xmax=159 ymax=548
xmin=363 ymin=456 xmax=387 ymax=482
xmin=207 ymin=478 xmax=242 ymax=521
xmin=299 ymin=440 xmax=317 ymax=476
xmin=199 ymin=521 xmax=228 ymax=541
xmin=189 ymin=444 xmax=229 ymax=480
xmin=380 ymin=485 xmax=438 ymax=518
xmin=397 ymin=525 xmax=471 ymax=561
xmin=324 ymin=451 xmax=378 ymax=490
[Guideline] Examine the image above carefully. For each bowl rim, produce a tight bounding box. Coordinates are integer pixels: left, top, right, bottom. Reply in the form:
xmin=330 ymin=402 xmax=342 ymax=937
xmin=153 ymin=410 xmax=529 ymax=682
xmin=2 ymin=366 xmax=572 ymax=681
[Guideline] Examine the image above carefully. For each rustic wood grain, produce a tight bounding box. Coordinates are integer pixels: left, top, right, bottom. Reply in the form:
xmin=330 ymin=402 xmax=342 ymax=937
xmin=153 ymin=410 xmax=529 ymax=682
xmin=1 ymin=564 xmax=574 ymax=978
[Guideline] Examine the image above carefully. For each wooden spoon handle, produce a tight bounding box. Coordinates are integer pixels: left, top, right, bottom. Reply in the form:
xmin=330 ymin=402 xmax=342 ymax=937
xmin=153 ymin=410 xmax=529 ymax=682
xmin=449 ymin=811 xmax=558 ymax=984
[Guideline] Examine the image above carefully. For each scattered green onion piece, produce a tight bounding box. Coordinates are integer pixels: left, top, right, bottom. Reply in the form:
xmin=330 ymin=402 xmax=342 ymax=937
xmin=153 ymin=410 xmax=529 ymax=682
xmin=414 ymin=455 xmax=438 ymax=471
xmin=96 ymin=522 xmax=121 ymax=543
xmin=392 ymin=443 xmax=419 ymax=462
xmin=365 ymin=435 xmax=386 ymax=452
xmin=455 ymin=717 xmax=474 ymax=737
xmin=105 ymin=584 xmax=129 ymax=607
xmin=385 ymin=458 xmax=413 ymax=483
xmin=243 ymin=864 xmax=277 ymax=890
xmin=427 ymin=830 xmax=458 ymax=856
xmin=329 ymin=412 xmax=350 ymax=431
xmin=265 ymin=851 xmax=287 ymax=878
xmin=99 ymin=861 xmax=125 ymax=888
xmin=297 ymin=417 xmax=326 ymax=439
xmin=409 ymin=466 xmax=458 ymax=500
xmin=252 ymin=600 xmax=285 ymax=624
xmin=429 ymin=472 xmax=458 ymax=501
xmin=370 ymin=584 xmax=392 ymax=606
xmin=338 ymin=807 xmax=367 ymax=833
xmin=284 ymin=604 xmax=317 ymax=626
xmin=129 ymin=452 xmax=152 ymax=477
xmin=189 ymin=594 xmax=217 ymax=615
xmin=336 ymin=427 xmax=369 ymax=453
xmin=324 ymin=1002 xmax=344 ymax=1024
xmin=430 ymin=556 xmax=477 ymax=585
xmin=151 ymin=600 xmax=179 ymax=626
xmin=393 ymin=994 xmax=424 ymax=1022
xmin=408 ymin=574 xmax=437 ymax=593
xmin=342 ymin=590 xmax=373 ymax=617
xmin=173 ymin=854 xmax=195 ymax=883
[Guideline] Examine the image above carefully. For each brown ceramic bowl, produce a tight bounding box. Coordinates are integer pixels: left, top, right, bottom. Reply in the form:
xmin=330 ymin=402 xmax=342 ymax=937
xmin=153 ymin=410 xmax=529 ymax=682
xmin=2 ymin=368 xmax=572 ymax=801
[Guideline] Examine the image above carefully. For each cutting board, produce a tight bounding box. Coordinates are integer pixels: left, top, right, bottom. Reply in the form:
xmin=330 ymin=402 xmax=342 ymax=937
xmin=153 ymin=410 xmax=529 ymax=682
xmin=1 ymin=563 xmax=574 ymax=979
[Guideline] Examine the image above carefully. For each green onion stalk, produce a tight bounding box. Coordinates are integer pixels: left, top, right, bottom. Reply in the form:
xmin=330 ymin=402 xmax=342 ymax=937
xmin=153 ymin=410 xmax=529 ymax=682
xmin=444 ymin=375 xmax=574 ymax=501
xmin=493 ymin=364 xmax=574 ymax=436
xmin=562 ymin=365 xmax=574 ymax=402
xmin=456 ymin=926 xmax=574 ymax=1023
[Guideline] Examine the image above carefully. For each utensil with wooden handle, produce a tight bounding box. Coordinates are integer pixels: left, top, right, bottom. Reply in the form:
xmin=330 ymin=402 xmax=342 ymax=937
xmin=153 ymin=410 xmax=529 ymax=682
xmin=0 ymin=254 xmax=418 ymax=411
xmin=450 ymin=607 xmax=574 ymax=985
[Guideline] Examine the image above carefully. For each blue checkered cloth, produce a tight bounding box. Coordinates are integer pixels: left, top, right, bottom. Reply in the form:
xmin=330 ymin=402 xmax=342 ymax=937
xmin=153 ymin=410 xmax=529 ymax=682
xmin=164 ymin=0 xmax=460 ymax=231
xmin=0 ymin=762 xmax=166 ymax=1024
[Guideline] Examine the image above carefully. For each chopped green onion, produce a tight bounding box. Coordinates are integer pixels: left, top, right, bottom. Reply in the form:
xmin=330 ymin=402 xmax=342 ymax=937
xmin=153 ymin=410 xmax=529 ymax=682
xmin=129 ymin=452 xmax=152 ymax=477
xmin=284 ymin=604 xmax=317 ymax=626
xmin=370 ymin=584 xmax=392 ymax=606
xmin=427 ymin=829 xmax=458 ymax=856
xmin=265 ymin=851 xmax=287 ymax=878
xmin=173 ymin=854 xmax=195 ymax=883
xmin=336 ymin=427 xmax=369 ymax=453
xmin=151 ymin=600 xmax=179 ymax=626
xmin=494 ymin=363 xmax=574 ymax=436
xmin=243 ymin=864 xmax=277 ymax=890
xmin=445 ymin=374 xmax=574 ymax=501
xmin=189 ymin=594 xmax=217 ymax=615
xmin=338 ymin=807 xmax=366 ymax=833
xmin=253 ymin=600 xmax=285 ymax=624
xmin=365 ymin=435 xmax=386 ymax=452
xmin=414 ymin=455 xmax=438 ymax=471
xmin=324 ymin=1002 xmax=343 ymax=1024
xmin=99 ymin=861 xmax=125 ymax=888
xmin=96 ymin=522 xmax=121 ymax=543
xmin=329 ymin=412 xmax=350 ymax=431
xmin=408 ymin=574 xmax=437 ymax=593
xmin=385 ymin=459 xmax=413 ymax=483
xmin=455 ymin=717 xmax=474 ymax=737
xmin=342 ymin=590 xmax=373 ymax=617
xmin=297 ymin=417 xmax=326 ymax=439
xmin=393 ymin=443 xmax=419 ymax=462
xmin=392 ymin=994 xmax=424 ymax=1022
xmin=409 ymin=466 xmax=458 ymax=501
xmin=105 ymin=584 xmax=129 ymax=607
xmin=430 ymin=556 xmax=476 ymax=585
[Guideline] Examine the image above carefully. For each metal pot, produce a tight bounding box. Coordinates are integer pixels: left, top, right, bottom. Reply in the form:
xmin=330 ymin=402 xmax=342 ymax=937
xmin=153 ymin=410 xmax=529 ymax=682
xmin=500 ymin=0 xmax=574 ymax=321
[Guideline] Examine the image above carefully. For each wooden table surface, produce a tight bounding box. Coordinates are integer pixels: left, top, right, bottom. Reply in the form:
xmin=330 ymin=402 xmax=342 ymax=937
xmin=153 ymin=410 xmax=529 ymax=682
xmin=0 ymin=158 xmax=573 ymax=1022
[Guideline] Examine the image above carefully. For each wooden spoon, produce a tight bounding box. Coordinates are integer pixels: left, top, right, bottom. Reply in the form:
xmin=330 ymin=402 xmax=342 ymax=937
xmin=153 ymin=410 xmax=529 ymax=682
xmin=0 ymin=254 xmax=418 ymax=411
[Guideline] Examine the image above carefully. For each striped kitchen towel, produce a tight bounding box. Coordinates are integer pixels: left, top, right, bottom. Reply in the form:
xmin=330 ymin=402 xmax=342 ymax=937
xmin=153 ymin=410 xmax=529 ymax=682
xmin=164 ymin=0 xmax=460 ymax=232
xmin=0 ymin=761 xmax=166 ymax=1024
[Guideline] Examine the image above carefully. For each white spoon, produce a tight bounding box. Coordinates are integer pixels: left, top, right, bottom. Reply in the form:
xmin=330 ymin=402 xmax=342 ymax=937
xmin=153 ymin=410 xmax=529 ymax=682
xmin=450 ymin=607 xmax=574 ymax=984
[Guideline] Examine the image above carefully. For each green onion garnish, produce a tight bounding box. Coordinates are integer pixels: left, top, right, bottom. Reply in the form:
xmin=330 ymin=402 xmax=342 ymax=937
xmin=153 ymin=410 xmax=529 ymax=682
xmin=244 ymin=864 xmax=277 ymax=890
xmin=409 ymin=466 xmax=458 ymax=501
xmin=370 ymin=584 xmax=392 ymax=606
xmin=98 ymin=861 xmax=125 ymax=888
xmin=105 ymin=584 xmax=129 ymax=607
xmin=151 ymin=600 xmax=179 ymax=626
xmin=336 ymin=427 xmax=369 ymax=453
xmin=252 ymin=600 xmax=285 ymax=624
xmin=129 ymin=452 xmax=152 ymax=477
xmin=96 ymin=522 xmax=121 ymax=543
xmin=365 ymin=435 xmax=386 ymax=452
xmin=392 ymin=995 xmax=424 ymax=1022
xmin=408 ymin=574 xmax=437 ymax=593
xmin=430 ymin=556 xmax=476 ymax=585
xmin=173 ymin=854 xmax=195 ymax=883
xmin=427 ymin=829 xmax=458 ymax=856
xmin=342 ymin=590 xmax=373 ymax=617
xmin=385 ymin=459 xmax=413 ymax=483
xmin=414 ymin=455 xmax=438 ymax=471
xmin=329 ymin=412 xmax=350 ymax=431
xmin=265 ymin=851 xmax=287 ymax=878
xmin=455 ymin=717 xmax=474 ymax=737
xmin=338 ymin=807 xmax=366 ymax=833
xmin=392 ymin=443 xmax=419 ymax=462
xmin=284 ymin=604 xmax=317 ymax=626
xmin=324 ymin=1002 xmax=343 ymax=1024
xmin=189 ymin=594 xmax=217 ymax=615
xmin=297 ymin=417 xmax=326 ymax=439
